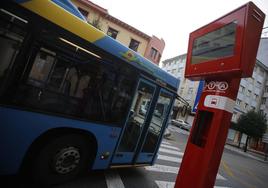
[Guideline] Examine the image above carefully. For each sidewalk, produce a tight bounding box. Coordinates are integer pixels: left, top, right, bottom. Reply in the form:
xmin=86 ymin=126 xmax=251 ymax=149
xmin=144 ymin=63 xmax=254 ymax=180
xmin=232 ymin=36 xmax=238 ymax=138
xmin=224 ymin=142 xmax=268 ymax=163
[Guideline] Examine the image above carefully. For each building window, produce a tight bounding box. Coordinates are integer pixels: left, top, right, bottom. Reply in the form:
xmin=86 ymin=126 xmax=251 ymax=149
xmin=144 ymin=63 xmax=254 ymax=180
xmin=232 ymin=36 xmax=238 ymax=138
xmin=171 ymin=69 xmax=176 ymax=74
xmin=261 ymin=98 xmax=266 ymax=105
xmin=257 ymin=81 xmax=262 ymax=88
xmin=247 ymin=90 xmax=251 ymax=96
xmin=150 ymin=47 xmax=158 ymax=59
xmin=178 ymin=67 xmax=183 ymax=73
xmin=180 ymin=87 xmax=184 ymax=95
xmin=129 ymin=38 xmax=140 ymax=52
xmin=78 ymin=7 xmax=89 ymax=18
xmin=232 ymin=111 xmax=237 ymax=121
xmin=239 ymin=86 xmax=245 ymax=93
xmin=188 ymin=88 xmax=193 ymax=95
xmin=107 ymin=27 xmax=119 ymax=39
xmin=236 ymin=99 xmax=241 ymax=105
xmin=157 ymin=53 xmax=161 ymax=63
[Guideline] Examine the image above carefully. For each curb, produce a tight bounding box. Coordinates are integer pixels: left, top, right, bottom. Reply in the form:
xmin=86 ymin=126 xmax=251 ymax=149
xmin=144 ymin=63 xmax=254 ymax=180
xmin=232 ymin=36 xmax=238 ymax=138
xmin=224 ymin=144 xmax=268 ymax=163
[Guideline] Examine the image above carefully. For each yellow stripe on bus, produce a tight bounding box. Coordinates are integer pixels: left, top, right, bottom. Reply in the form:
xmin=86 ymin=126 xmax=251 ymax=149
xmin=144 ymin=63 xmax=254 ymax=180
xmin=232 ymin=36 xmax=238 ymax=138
xmin=21 ymin=0 xmax=105 ymax=43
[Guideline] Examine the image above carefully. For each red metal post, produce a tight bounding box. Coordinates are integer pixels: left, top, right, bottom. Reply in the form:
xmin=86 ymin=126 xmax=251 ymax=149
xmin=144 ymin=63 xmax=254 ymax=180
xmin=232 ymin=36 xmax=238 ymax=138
xmin=175 ymin=78 xmax=241 ymax=188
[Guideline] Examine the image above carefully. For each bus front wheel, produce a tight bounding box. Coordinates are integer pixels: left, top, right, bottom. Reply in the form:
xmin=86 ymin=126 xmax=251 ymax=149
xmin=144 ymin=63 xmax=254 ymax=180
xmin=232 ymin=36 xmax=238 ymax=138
xmin=31 ymin=134 xmax=92 ymax=185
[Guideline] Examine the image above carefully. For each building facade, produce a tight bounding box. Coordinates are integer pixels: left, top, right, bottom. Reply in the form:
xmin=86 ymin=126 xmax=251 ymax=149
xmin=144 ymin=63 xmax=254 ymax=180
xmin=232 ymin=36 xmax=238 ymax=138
xmin=71 ymin=0 xmax=165 ymax=65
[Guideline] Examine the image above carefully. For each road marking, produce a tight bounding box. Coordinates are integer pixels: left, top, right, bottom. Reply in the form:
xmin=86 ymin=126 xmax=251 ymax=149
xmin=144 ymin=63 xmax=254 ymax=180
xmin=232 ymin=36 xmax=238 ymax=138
xmin=161 ymin=140 xmax=171 ymax=145
xmin=169 ymin=126 xmax=190 ymax=135
xmin=105 ymin=170 xmax=125 ymax=188
xmin=155 ymin=181 xmax=231 ymax=188
xmin=216 ymin=174 xmax=226 ymax=180
xmin=146 ymin=164 xmax=226 ymax=182
xmin=157 ymin=154 xmax=182 ymax=163
xmin=221 ymin=160 xmax=257 ymax=188
xmin=159 ymin=148 xmax=184 ymax=156
xmin=222 ymin=161 xmax=234 ymax=177
xmin=145 ymin=164 xmax=179 ymax=174
xmin=155 ymin=180 xmax=175 ymax=188
xmin=160 ymin=144 xmax=181 ymax=151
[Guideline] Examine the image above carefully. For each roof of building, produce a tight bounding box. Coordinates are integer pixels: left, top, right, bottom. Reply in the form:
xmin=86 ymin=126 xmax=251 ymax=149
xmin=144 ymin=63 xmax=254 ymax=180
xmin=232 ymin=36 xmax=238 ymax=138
xmin=76 ymin=0 xmax=151 ymax=40
xmin=162 ymin=54 xmax=187 ymax=64
xmin=257 ymin=38 xmax=268 ymax=68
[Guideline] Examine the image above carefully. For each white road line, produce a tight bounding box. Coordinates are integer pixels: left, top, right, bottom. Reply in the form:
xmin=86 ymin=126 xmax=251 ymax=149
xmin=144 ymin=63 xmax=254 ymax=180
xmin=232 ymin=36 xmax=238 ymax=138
xmin=145 ymin=164 xmax=179 ymax=174
xmin=155 ymin=181 xmax=231 ymax=188
xmin=159 ymin=148 xmax=184 ymax=156
xmin=146 ymin=164 xmax=226 ymax=181
xmin=155 ymin=180 xmax=174 ymax=188
xmin=157 ymin=154 xmax=182 ymax=163
xmin=216 ymin=174 xmax=227 ymax=180
xmin=161 ymin=140 xmax=171 ymax=145
xmin=160 ymin=144 xmax=181 ymax=151
xmin=105 ymin=170 xmax=125 ymax=188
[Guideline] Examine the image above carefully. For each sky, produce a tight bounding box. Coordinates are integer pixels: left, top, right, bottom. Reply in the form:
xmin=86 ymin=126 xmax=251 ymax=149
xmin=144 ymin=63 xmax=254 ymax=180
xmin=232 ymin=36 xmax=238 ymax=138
xmin=93 ymin=0 xmax=268 ymax=62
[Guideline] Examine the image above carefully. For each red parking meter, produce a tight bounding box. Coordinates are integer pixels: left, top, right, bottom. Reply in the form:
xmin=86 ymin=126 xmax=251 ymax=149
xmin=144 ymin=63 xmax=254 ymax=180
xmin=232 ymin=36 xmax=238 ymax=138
xmin=175 ymin=2 xmax=265 ymax=188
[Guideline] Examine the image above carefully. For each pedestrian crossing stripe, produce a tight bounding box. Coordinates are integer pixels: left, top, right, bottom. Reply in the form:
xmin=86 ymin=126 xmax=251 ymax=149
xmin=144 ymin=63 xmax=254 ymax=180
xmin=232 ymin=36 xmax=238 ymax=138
xmin=155 ymin=181 xmax=231 ymax=188
xmin=146 ymin=164 xmax=226 ymax=181
xmin=157 ymin=154 xmax=182 ymax=163
xmin=155 ymin=181 xmax=174 ymax=188
xmin=160 ymin=144 xmax=181 ymax=151
xmin=158 ymin=148 xmax=184 ymax=156
xmin=105 ymin=170 xmax=125 ymax=188
xmin=161 ymin=140 xmax=172 ymax=145
xmin=145 ymin=164 xmax=179 ymax=174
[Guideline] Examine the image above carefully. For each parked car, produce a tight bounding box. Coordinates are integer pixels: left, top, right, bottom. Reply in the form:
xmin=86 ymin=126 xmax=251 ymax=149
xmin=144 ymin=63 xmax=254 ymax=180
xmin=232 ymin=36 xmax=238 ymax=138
xmin=171 ymin=119 xmax=192 ymax=131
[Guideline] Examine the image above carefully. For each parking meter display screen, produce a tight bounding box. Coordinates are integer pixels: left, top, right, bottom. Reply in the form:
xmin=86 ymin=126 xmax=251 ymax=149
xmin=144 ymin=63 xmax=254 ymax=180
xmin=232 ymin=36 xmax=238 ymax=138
xmin=191 ymin=22 xmax=237 ymax=65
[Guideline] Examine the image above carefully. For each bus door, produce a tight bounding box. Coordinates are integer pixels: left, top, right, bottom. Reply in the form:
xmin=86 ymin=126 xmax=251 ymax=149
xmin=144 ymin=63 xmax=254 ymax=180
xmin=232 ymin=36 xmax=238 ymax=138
xmin=112 ymin=79 xmax=156 ymax=164
xmin=136 ymin=89 xmax=173 ymax=163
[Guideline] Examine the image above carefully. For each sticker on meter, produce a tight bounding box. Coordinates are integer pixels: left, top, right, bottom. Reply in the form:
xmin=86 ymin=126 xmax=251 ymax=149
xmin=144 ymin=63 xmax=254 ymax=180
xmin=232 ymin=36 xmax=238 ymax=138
xmin=204 ymin=95 xmax=235 ymax=113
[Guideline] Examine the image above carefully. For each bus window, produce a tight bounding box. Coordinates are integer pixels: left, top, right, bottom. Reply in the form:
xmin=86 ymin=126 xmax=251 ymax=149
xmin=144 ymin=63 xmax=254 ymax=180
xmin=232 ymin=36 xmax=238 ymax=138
xmin=27 ymin=49 xmax=56 ymax=88
xmin=141 ymin=90 xmax=172 ymax=153
xmin=12 ymin=29 xmax=136 ymax=126
xmin=0 ymin=9 xmax=28 ymax=95
xmin=117 ymin=80 xmax=155 ymax=152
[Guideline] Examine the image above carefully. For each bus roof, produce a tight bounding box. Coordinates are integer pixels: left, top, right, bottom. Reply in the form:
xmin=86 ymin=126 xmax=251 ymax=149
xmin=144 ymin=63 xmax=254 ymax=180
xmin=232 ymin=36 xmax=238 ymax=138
xmin=16 ymin=0 xmax=179 ymax=90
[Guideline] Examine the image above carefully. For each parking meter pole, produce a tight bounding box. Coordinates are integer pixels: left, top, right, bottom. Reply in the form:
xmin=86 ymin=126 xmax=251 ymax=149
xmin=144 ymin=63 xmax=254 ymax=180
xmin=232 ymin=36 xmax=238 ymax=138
xmin=175 ymin=78 xmax=241 ymax=188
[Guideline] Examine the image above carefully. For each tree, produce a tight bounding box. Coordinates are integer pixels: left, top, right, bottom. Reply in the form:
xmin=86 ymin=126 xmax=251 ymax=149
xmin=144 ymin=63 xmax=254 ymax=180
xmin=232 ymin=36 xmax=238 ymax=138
xmin=230 ymin=121 xmax=243 ymax=148
xmin=236 ymin=110 xmax=267 ymax=152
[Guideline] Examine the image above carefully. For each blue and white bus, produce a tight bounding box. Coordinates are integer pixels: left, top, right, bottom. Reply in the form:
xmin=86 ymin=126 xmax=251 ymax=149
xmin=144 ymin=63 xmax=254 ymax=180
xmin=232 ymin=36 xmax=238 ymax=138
xmin=0 ymin=0 xmax=179 ymax=184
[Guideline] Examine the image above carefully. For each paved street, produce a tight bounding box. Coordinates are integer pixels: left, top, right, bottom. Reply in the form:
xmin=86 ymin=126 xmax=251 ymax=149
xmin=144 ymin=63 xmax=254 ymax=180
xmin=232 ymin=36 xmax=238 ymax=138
xmin=1 ymin=124 xmax=268 ymax=188
xmin=166 ymin=125 xmax=268 ymax=188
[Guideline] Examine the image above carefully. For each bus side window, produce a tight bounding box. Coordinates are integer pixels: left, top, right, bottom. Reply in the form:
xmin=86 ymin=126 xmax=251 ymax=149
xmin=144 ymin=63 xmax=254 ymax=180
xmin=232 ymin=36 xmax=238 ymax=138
xmin=27 ymin=50 xmax=55 ymax=88
xmin=0 ymin=9 xmax=28 ymax=96
xmin=74 ymin=75 xmax=90 ymax=98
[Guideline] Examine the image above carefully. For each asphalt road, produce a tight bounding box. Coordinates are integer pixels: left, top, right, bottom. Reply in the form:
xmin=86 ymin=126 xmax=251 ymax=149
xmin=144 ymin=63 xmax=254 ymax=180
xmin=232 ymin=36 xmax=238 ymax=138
xmin=167 ymin=125 xmax=268 ymax=188
xmin=1 ymin=124 xmax=268 ymax=188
